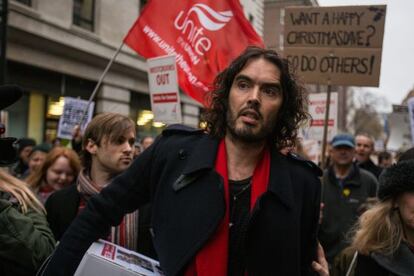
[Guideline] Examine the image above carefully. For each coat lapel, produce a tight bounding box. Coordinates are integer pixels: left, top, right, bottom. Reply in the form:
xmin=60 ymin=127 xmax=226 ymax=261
xmin=172 ymin=135 xmax=220 ymax=192
xmin=182 ymin=135 xmax=219 ymax=175
xmin=267 ymin=147 xmax=294 ymax=210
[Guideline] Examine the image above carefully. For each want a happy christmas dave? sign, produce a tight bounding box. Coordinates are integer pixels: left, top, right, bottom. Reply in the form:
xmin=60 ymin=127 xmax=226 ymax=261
xmin=284 ymin=5 xmax=386 ymax=86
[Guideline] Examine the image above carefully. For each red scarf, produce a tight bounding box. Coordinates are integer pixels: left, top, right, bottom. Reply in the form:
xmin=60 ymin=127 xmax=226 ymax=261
xmin=186 ymin=139 xmax=270 ymax=275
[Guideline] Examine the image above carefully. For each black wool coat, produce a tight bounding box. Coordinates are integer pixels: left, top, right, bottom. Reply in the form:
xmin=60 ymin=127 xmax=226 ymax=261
xmin=354 ymin=244 xmax=414 ymax=276
xmin=43 ymin=125 xmax=322 ymax=276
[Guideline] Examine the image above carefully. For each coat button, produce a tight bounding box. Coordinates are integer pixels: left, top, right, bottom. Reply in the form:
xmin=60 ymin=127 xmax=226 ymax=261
xmin=178 ymin=149 xmax=187 ymax=160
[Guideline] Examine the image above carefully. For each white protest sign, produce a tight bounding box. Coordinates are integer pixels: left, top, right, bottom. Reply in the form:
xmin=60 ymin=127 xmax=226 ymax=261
xmin=302 ymin=139 xmax=320 ymax=165
xmin=57 ymin=97 xmax=95 ymax=140
xmin=407 ymin=98 xmax=414 ymax=146
xmin=387 ymin=106 xmax=411 ymax=151
xmin=304 ymin=92 xmax=338 ymax=143
xmin=147 ymin=55 xmax=182 ymax=124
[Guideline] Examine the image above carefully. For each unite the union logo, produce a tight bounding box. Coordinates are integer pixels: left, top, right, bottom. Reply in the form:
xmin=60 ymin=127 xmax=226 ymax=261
xmin=174 ymin=3 xmax=234 ymax=56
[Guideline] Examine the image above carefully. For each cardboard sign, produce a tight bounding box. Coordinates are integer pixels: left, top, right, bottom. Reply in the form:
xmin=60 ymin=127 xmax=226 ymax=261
xmin=57 ymin=97 xmax=94 ymax=140
xmin=303 ymin=92 xmax=338 ymax=143
xmin=147 ymin=55 xmax=182 ymax=124
xmin=285 ymin=47 xmax=382 ymax=87
xmin=75 ymin=240 xmax=164 ymax=276
xmin=284 ymin=5 xmax=386 ymax=86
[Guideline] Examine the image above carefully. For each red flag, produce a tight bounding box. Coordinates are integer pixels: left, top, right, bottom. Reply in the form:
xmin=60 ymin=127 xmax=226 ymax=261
xmin=124 ymin=0 xmax=264 ymax=106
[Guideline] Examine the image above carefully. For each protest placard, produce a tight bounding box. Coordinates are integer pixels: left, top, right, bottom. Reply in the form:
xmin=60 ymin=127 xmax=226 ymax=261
xmin=407 ymin=98 xmax=414 ymax=146
xmin=284 ymin=5 xmax=386 ymax=86
xmin=57 ymin=97 xmax=94 ymax=140
xmin=147 ymin=55 xmax=182 ymax=124
xmin=302 ymin=139 xmax=320 ymax=165
xmin=303 ymin=92 xmax=338 ymax=143
xmin=387 ymin=105 xmax=412 ymax=151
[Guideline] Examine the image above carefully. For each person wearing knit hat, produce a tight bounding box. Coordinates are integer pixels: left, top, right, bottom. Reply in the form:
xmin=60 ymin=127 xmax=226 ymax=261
xmin=378 ymin=160 xmax=414 ymax=201
xmin=348 ymin=159 xmax=414 ymax=275
xmin=11 ymin=138 xmax=36 ymax=179
xmin=397 ymin=147 xmax=414 ymax=163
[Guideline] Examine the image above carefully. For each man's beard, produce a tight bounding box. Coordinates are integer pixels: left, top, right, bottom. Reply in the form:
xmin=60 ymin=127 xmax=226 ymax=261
xmin=226 ymin=106 xmax=275 ymax=143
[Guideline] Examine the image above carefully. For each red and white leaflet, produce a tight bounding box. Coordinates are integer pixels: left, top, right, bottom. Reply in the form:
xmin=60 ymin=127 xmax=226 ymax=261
xmin=124 ymin=0 xmax=263 ymax=106
xmin=75 ymin=240 xmax=164 ymax=276
xmin=147 ymin=55 xmax=182 ymax=124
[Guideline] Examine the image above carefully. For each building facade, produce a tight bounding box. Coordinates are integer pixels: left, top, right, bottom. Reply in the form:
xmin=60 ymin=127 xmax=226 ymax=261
xmin=4 ymin=0 xmax=201 ymax=143
xmin=240 ymin=0 xmax=264 ymax=36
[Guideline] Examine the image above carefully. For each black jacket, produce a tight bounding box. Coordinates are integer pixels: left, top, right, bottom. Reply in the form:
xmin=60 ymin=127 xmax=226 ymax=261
xmin=358 ymin=159 xmax=382 ymax=179
xmin=319 ymin=164 xmax=378 ymax=263
xmin=355 ymin=243 xmax=414 ymax=276
xmin=43 ymin=125 xmax=322 ymax=276
xmin=45 ymin=184 xmax=156 ymax=259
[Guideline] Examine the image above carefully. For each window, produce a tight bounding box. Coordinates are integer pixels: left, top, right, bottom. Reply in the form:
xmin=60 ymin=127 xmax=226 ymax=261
xmin=15 ymin=0 xmax=31 ymax=5
xmin=73 ymin=0 xmax=95 ymax=31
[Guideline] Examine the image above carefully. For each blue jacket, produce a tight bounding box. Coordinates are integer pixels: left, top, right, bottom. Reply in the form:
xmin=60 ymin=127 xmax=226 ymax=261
xmin=43 ymin=125 xmax=322 ymax=276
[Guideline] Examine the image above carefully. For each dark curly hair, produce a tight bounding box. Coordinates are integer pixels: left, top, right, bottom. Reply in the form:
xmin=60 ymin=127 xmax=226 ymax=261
xmin=202 ymin=46 xmax=309 ymax=149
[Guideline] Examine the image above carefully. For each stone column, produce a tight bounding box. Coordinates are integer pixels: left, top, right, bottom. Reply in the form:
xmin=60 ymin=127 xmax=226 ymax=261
xmin=96 ymin=84 xmax=131 ymax=116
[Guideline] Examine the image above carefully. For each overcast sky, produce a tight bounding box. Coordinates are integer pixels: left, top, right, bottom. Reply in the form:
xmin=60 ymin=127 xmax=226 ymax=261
xmin=317 ymin=0 xmax=413 ymax=106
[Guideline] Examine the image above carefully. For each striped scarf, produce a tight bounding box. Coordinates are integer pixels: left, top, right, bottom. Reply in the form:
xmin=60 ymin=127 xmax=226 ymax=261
xmin=76 ymin=169 xmax=139 ymax=251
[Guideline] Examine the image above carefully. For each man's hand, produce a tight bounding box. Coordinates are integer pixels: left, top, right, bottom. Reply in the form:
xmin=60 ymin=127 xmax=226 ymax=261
xmin=72 ymin=125 xmax=82 ymax=142
xmin=312 ymin=242 xmax=329 ymax=276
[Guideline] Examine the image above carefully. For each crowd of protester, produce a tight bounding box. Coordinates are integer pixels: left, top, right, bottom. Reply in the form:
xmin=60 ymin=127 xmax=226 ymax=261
xmin=6 ymin=122 xmax=408 ymax=276
xmin=0 ymin=47 xmax=413 ymax=276
xmin=0 ymin=113 xmax=155 ymax=276
xmin=289 ymin=133 xmax=414 ymax=276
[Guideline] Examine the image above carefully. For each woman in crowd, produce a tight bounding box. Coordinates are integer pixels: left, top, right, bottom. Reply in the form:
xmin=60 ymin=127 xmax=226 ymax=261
xmin=0 ymin=169 xmax=55 ymax=275
xmin=348 ymin=159 xmax=414 ymax=275
xmin=11 ymin=138 xmax=36 ymax=179
xmin=27 ymin=147 xmax=81 ymax=204
xmin=22 ymin=143 xmax=52 ymax=179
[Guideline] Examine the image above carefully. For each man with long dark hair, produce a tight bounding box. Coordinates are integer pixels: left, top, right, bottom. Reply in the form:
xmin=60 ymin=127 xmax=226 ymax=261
xmin=43 ymin=47 xmax=323 ymax=276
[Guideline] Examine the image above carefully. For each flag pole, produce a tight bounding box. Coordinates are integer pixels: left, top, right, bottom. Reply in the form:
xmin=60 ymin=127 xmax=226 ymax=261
xmin=78 ymin=41 xmax=125 ymax=127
